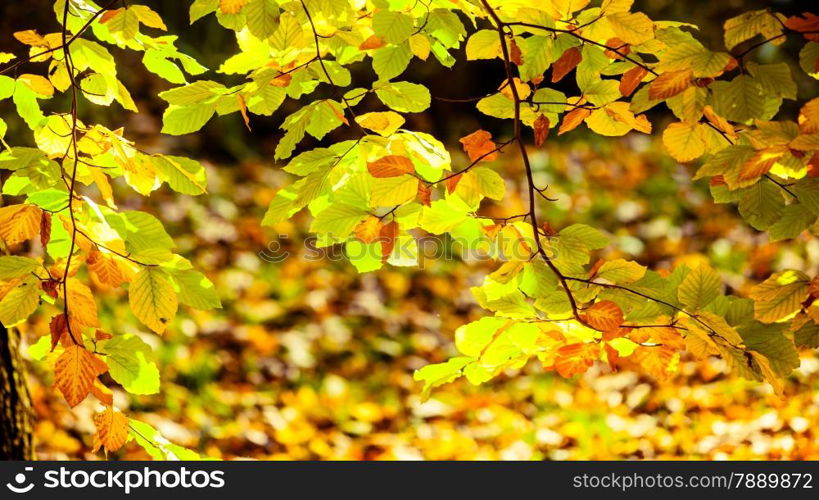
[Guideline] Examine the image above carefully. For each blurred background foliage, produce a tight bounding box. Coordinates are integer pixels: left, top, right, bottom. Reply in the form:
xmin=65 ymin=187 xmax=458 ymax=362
xmin=2 ymin=0 xmax=818 ymax=459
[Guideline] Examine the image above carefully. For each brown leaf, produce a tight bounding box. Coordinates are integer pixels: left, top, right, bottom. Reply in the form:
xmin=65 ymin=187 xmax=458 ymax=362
xmin=367 ymin=155 xmax=415 ymax=178
xmin=49 ymin=314 xmax=69 ymax=351
xmin=39 ymin=212 xmax=51 ymax=249
xmin=379 ymin=221 xmax=399 ymax=262
xmin=551 ymin=47 xmax=582 ymax=83
xmin=510 ymin=39 xmax=523 ymax=66
xmin=533 ymin=114 xmax=550 ymax=147
xmin=417 ymin=182 xmax=432 ymax=206
xmin=619 ymin=66 xmax=648 ymax=97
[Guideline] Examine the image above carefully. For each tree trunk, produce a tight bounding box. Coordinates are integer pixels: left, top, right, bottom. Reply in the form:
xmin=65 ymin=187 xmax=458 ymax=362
xmin=0 ymin=324 xmax=34 ymax=460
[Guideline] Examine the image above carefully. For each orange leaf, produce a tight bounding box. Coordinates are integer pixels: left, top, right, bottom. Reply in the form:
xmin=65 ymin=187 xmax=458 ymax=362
xmin=799 ymin=98 xmax=819 ymax=134
xmin=92 ymin=407 xmax=129 ymax=453
xmin=648 ymin=69 xmax=693 ymax=100
xmin=219 ymin=0 xmax=247 ymax=15
xmin=88 ymin=251 xmax=133 ymax=288
xmin=604 ymin=38 xmax=629 ymax=59
xmin=785 ymin=13 xmax=819 ymax=41
xmin=533 ymin=114 xmax=550 ymax=147
xmin=459 ymin=130 xmax=499 ymax=162
xmin=738 ymin=148 xmax=784 ymax=181
xmin=236 ymin=94 xmax=252 ymax=131
xmin=554 ymin=343 xmax=599 ymax=378
xmin=99 ymin=8 xmax=124 ymax=24
xmin=91 ymin=381 xmax=113 ymax=406
xmin=551 ymin=47 xmax=582 ymax=83
xmin=359 ymin=35 xmax=386 ymax=50
xmin=446 ymin=174 xmax=462 ymax=194
xmin=380 ymin=221 xmax=399 ymax=262
xmin=54 ymin=345 xmax=98 ymax=407
xmin=619 ymin=66 xmax=648 ymax=97
xmin=558 ymin=108 xmax=591 ymax=135
xmin=13 ymin=30 xmax=48 ymax=47
xmin=703 ymin=105 xmax=737 ymax=140
xmin=583 ymin=300 xmax=624 ymax=332
xmin=367 ymin=155 xmax=415 ymax=178
xmin=354 ymin=216 xmax=384 ymax=244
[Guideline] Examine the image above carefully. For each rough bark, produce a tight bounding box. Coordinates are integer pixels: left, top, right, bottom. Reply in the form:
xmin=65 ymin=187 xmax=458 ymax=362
xmin=0 ymin=324 xmax=34 ymax=460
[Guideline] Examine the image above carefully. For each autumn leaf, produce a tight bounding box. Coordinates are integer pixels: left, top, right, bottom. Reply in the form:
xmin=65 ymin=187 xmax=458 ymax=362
xmin=649 ymin=69 xmax=693 ymax=100
xmin=619 ymin=66 xmax=648 ymax=97
xmin=533 ymin=115 xmax=550 ymax=147
xmin=554 ymin=343 xmax=600 ymax=378
xmin=785 ymin=13 xmax=819 ymax=41
xmin=0 ymin=204 xmax=42 ymax=246
xmin=54 ymin=345 xmax=99 ymax=407
xmin=380 ymin=221 xmax=399 ymax=262
xmin=93 ymin=407 xmax=129 ymax=453
xmin=367 ymin=155 xmax=416 ymax=178
xmin=551 ymin=47 xmax=582 ymax=83
xmin=583 ymin=300 xmax=624 ymax=332
xmin=459 ymin=130 xmax=499 ymax=162
xmin=558 ymin=108 xmax=591 ymax=135
xmin=354 ymin=216 xmax=384 ymax=244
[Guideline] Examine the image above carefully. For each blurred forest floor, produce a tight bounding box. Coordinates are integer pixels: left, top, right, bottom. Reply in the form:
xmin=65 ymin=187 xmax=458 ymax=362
xmin=3 ymin=0 xmax=818 ymax=460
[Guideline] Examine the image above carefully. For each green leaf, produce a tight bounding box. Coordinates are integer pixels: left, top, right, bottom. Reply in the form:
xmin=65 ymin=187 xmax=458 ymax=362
xmin=471 ymin=167 xmax=505 ymax=200
xmin=456 ymin=317 xmax=507 ymax=357
xmin=101 ymin=334 xmax=160 ymax=394
xmin=168 ymin=269 xmax=221 ymax=309
xmin=161 ymin=103 xmax=216 ymax=135
xmin=372 ymin=11 xmax=414 ymax=45
xmin=158 ymin=80 xmax=224 ymax=105
xmin=710 ymin=75 xmax=766 ymax=123
xmin=0 ymin=276 xmax=40 ymax=326
xmin=128 ymin=419 xmax=204 ymax=460
xmin=245 ymin=0 xmax=279 ymax=39
xmin=420 ymin=199 xmax=469 ymax=234
xmin=309 ymin=203 xmax=368 ymax=241
xmin=596 ymin=259 xmax=646 ymax=284
xmin=0 ymin=256 xmax=40 ymax=280
xmin=746 ymin=62 xmax=796 ymax=100
xmin=767 ymin=204 xmax=817 ymax=241
xmin=152 ymin=155 xmax=208 ymax=195
xmin=413 ymin=356 xmax=472 ymax=400
xmin=375 ymin=81 xmax=431 ymax=113
xmin=106 ymin=210 xmax=175 ymax=253
xmin=678 ymin=264 xmax=722 ymax=311
xmin=738 ymin=321 xmax=799 ymax=376
xmin=372 ymin=43 xmax=412 ymax=81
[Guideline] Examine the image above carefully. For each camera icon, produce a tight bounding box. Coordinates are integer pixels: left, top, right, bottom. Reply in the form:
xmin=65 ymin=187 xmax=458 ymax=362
xmin=6 ymin=467 xmax=34 ymax=494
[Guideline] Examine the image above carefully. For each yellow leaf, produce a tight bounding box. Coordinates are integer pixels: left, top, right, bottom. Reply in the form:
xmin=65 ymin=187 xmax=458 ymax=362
xmin=129 ymin=268 xmax=178 ymax=334
xmin=65 ymin=278 xmax=99 ymax=335
xmin=18 ymin=74 xmax=54 ymax=97
xmin=750 ymin=270 xmax=810 ymax=323
xmin=0 ymin=204 xmax=42 ymax=246
xmin=54 ymin=345 xmax=98 ymax=407
xmin=662 ymin=120 xmax=706 ymax=162
xmin=607 ymin=11 xmax=655 ymax=45
xmin=355 ymin=111 xmax=405 ymax=136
